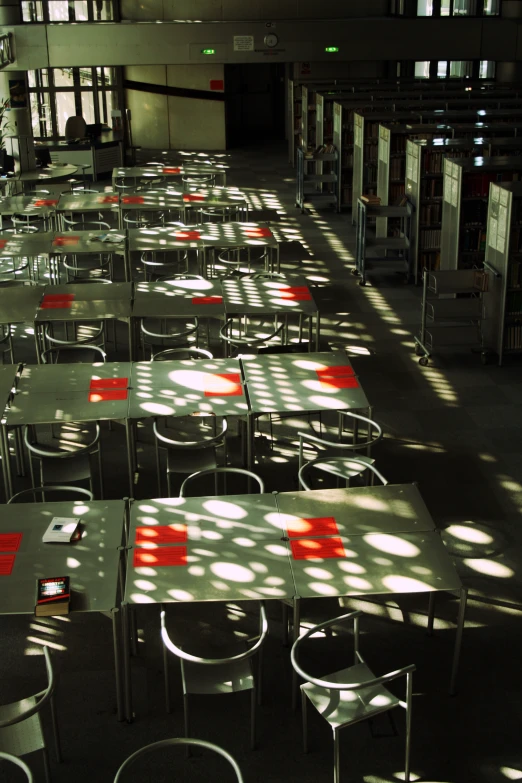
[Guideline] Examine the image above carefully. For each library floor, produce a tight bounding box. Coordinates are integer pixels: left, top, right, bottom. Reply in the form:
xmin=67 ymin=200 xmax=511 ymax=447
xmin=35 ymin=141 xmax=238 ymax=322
xmin=2 ymin=141 xmax=522 ymax=783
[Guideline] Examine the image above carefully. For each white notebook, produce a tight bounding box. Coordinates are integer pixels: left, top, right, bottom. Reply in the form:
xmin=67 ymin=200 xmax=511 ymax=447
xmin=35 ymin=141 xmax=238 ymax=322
xmin=42 ymin=517 xmax=81 ymax=544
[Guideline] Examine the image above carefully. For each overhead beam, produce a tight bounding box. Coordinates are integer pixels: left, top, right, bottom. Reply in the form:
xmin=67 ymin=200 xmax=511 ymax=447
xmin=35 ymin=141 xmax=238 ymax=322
xmin=1 ymin=18 xmax=521 ymax=70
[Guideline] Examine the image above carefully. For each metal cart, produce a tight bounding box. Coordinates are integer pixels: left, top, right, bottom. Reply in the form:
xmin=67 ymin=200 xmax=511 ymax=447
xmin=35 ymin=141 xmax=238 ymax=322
xmin=355 ymin=199 xmax=413 ymax=285
xmin=296 ymin=147 xmax=338 ymax=214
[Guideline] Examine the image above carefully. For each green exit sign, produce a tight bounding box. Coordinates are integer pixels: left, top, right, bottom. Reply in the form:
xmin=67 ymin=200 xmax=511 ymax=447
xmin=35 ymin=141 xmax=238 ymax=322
xmin=201 ymin=48 xmax=216 ymax=55
xmin=325 ymin=46 xmax=339 ymax=53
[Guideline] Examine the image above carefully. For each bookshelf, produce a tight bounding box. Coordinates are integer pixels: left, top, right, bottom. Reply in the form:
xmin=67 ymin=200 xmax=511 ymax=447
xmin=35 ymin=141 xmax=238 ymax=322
xmin=296 ymin=146 xmax=338 ymax=214
xmin=483 ymin=181 xmax=522 ymax=365
xmin=441 ymin=156 xmax=522 ymax=272
xmin=406 ymin=137 xmax=522 ymax=284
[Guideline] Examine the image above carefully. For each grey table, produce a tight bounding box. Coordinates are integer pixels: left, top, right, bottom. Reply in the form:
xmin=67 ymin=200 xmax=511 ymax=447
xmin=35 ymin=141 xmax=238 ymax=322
xmin=18 ymin=361 xmax=133 ymax=394
xmin=34 ymin=281 xmax=134 ymax=362
xmin=0 ymin=365 xmax=20 ymax=498
xmin=240 ymin=351 xmax=369 ymax=469
xmin=113 ymin=164 xmax=227 ymax=189
xmin=0 ymin=499 xmax=127 ymax=719
xmin=14 ymin=165 xmax=78 ymax=192
xmin=182 ymin=187 xmax=248 ymax=222
xmin=0 ymin=195 xmax=59 ymax=230
xmin=51 ymin=229 xmax=128 ymax=281
xmin=198 ymin=222 xmax=280 ymax=276
xmin=122 ymin=491 xmax=293 ymax=719
xmin=119 ymin=190 xmax=184 ymax=229
xmin=0 ymin=285 xmax=45 ymax=326
xmin=0 ymin=231 xmax=54 ymax=271
xmin=222 ymin=274 xmax=320 ymax=353
xmin=56 ymin=192 xmax=120 ymax=228
xmin=132 ymin=278 xmax=224 ymax=318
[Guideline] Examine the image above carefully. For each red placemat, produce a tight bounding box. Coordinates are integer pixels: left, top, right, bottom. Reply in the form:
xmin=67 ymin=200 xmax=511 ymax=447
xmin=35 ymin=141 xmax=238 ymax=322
xmin=89 ymin=377 xmax=128 ymax=390
xmin=244 ymin=227 xmax=272 ymax=238
xmin=316 ymin=365 xmax=355 ymax=378
xmin=0 ymin=533 xmax=22 ymax=552
xmin=135 ymin=524 xmax=188 ymax=546
xmin=40 ymin=301 xmax=73 ymax=310
xmin=100 ymin=195 xmax=119 ymax=204
xmin=34 ymin=199 xmax=58 ymax=207
xmin=286 ymin=517 xmax=339 ymax=538
xmin=278 ymin=286 xmax=312 ymax=301
xmin=316 ymin=374 xmax=359 ymax=390
xmin=122 ymin=195 xmax=145 ymax=205
xmin=204 ymin=373 xmax=243 ymax=397
xmin=192 ymin=296 xmax=223 ymax=305
xmin=0 ymin=554 xmax=16 ymax=575
xmin=291 ymin=537 xmax=346 ymax=560
xmin=183 ymin=194 xmax=205 ymax=202
xmin=0 ymin=240 xmax=8 ymax=250
xmin=163 ymin=168 xmax=181 ymax=174
xmin=175 ymin=231 xmax=201 ymax=241
xmin=88 ymin=389 xmax=128 ymax=402
xmin=42 ymin=293 xmax=76 ymax=302
xmin=133 ymin=546 xmax=187 ymax=567
xmin=53 ymin=236 xmax=80 ymax=247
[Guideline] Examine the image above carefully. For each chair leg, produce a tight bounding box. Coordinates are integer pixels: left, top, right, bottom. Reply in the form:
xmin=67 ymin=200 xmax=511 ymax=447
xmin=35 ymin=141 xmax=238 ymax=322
xmin=162 ymin=640 xmax=171 ymax=713
xmin=405 ymin=674 xmax=413 ymax=782
xmin=333 ymin=728 xmax=340 ymax=783
xmin=301 ymin=689 xmax=308 ymax=753
xmin=42 ymin=745 xmax=52 ymax=783
xmin=183 ymin=693 xmax=191 ymax=757
xmin=49 ymin=694 xmax=62 ymax=763
xmin=250 ymin=686 xmax=257 ymax=750
xmin=281 ymin=602 xmax=289 ymax=647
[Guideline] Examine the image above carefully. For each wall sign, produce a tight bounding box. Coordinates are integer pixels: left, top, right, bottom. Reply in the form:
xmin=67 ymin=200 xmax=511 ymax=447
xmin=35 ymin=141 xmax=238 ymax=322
xmin=233 ymin=35 xmax=254 ymax=52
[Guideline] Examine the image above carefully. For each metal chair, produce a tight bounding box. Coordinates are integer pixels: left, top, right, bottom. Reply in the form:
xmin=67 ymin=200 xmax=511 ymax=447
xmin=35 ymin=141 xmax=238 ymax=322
xmin=161 ymin=603 xmax=268 ymax=751
xmin=153 ymin=417 xmax=228 ymax=497
xmin=290 ymin=611 xmax=415 ymax=783
xmin=151 ymin=346 xmax=213 ymax=361
xmin=140 ymin=317 xmax=199 ymax=359
xmin=0 ymin=647 xmax=61 ymax=783
xmin=42 ymin=320 xmax=106 ymax=353
xmin=220 ymin=317 xmax=284 ymax=357
xmin=24 ymin=422 xmax=103 ymax=498
xmin=113 ymin=738 xmax=244 ymax=782
xmin=139 ymin=249 xmax=189 ymax=280
xmin=211 ymin=246 xmax=269 ymax=278
xmin=0 ymin=323 xmax=14 ymax=364
xmin=41 ymin=344 xmax=107 ymax=364
xmin=179 ymin=467 xmax=265 ymax=497
xmin=182 ymin=173 xmax=215 ymax=190
xmin=62 ymin=220 xmax=114 ymax=282
xmin=8 ymin=485 xmax=94 ymax=503
xmin=298 ymin=412 xmax=384 ymax=490
xmin=0 ymin=753 xmax=34 ymax=782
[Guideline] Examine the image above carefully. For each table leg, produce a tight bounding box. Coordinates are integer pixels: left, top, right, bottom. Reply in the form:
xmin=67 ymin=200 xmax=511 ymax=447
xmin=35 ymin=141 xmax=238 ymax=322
xmin=450 ymin=587 xmax=468 ymax=696
xmin=0 ymin=424 xmax=12 ymax=500
xmin=427 ymin=592 xmax=436 ymax=636
xmin=123 ymin=242 xmax=130 ymax=283
xmin=247 ymin=412 xmax=254 ymax=471
xmin=292 ymin=597 xmax=301 ymax=711
xmin=125 ymin=419 xmax=135 ymax=496
xmin=121 ymin=602 xmax=133 ymax=722
xmin=111 ymin=607 xmax=125 ymax=721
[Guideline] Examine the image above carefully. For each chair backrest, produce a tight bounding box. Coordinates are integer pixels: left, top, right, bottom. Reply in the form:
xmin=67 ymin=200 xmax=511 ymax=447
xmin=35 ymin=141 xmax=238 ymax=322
xmin=179 ymin=467 xmax=265 ymax=497
xmin=41 ymin=345 xmax=107 ymax=364
xmin=65 ymin=115 xmax=87 ymax=140
xmin=153 ymin=417 xmax=227 ymax=450
xmin=113 ymin=738 xmax=244 ymax=783
xmin=8 ymin=485 xmax=94 ymax=503
xmin=298 ymin=457 xmax=388 ymax=491
xmin=0 ymin=752 xmax=34 ymax=782
xmin=152 ymin=347 xmax=213 ymax=361
xmin=0 ymin=647 xmax=56 ymax=728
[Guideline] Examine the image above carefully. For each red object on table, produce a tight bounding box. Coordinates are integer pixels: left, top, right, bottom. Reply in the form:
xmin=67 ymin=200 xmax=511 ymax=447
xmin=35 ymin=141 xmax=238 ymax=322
xmin=40 ymin=293 xmax=76 ymax=310
xmin=122 ymin=195 xmax=145 ymax=205
xmin=204 ymin=373 xmax=243 ymax=397
xmin=53 ymin=236 xmax=80 ymax=247
xmin=163 ymin=168 xmax=181 ymax=174
xmin=33 ymin=199 xmax=58 ymax=207
xmin=0 ymin=554 xmax=16 ymax=575
xmin=89 ymin=377 xmax=128 ymax=390
xmin=0 ymin=240 xmax=8 ymax=250
xmin=183 ymin=194 xmax=205 ymax=202
xmin=290 ymin=537 xmax=346 ymax=560
xmin=316 ymin=365 xmax=358 ymax=389
xmin=0 ymin=533 xmax=23 ymax=552
xmin=88 ymin=389 xmax=128 ymax=402
xmin=175 ymin=230 xmax=201 ymax=240
xmin=286 ymin=517 xmax=339 ymax=538
xmin=100 ymin=195 xmax=119 ymax=204
xmin=135 ymin=525 xmax=188 ymax=546
xmin=192 ymin=296 xmax=223 ymax=305
xmin=278 ymin=286 xmax=312 ymax=301
xmin=133 ymin=546 xmax=187 ymax=567
xmin=244 ymin=227 xmax=273 ymax=238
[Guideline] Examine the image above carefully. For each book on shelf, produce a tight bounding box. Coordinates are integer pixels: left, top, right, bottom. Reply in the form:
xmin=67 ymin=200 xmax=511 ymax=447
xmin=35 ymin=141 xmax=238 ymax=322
xmin=420 ymin=228 xmax=441 ymax=250
xmin=360 ymin=194 xmax=381 ymax=205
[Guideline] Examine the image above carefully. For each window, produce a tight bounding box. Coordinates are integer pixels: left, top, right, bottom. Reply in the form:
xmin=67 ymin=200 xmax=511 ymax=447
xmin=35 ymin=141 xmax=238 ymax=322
xmin=437 ymin=61 xmax=449 ymax=78
xmin=479 ymin=60 xmax=496 ymax=79
xmin=22 ymin=0 xmax=114 ymax=22
xmin=415 ymin=61 xmax=431 ymax=79
xmin=417 ymin=0 xmax=497 ymax=14
xmin=483 ymin=0 xmax=500 ymax=14
xmin=417 ymin=0 xmax=434 ymax=14
xmin=449 ymin=61 xmax=473 ymax=78
xmin=27 ymin=67 xmax=119 ymax=138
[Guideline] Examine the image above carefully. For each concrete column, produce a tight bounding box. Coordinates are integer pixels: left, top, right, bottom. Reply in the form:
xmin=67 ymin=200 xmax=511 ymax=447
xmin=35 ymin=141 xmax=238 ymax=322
xmin=502 ymin=0 xmax=522 ymax=18
xmin=0 ymin=0 xmax=21 ymax=25
xmin=496 ymin=62 xmax=522 ymax=82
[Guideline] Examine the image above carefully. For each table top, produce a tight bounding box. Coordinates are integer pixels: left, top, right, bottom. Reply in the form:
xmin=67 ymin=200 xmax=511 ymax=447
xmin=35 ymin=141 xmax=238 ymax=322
xmin=120 ymin=191 xmax=184 ymax=211
xmin=182 ymin=187 xmax=247 ymax=208
xmin=6 ymin=388 xmax=130 ymax=425
xmin=16 ymin=164 xmax=78 ymax=183
xmin=34 ymin=282 xmax=132 ymax=322
xmin=126 ymin=494 xmax=294 ymax=604
xmin=240 ymin=352 xmax=369 ymax=415
xmin=46 ymin=282 xmax=132 ymax=301
xmin=51 ymin=230 xmax=125 ymax=255
xmin=114 ymin=165 xmax=225 ymax=179
xmin=0 ymin=232 xmax=54 ymax=256
xmin=128 ymin=226 xmax=203 ymax=252
xmin=18 ymin=362 xmax=132 ymax=394
xmin=222 ymin=274 xmax=318 ymax=317
xmin=0 ymin=285 xmax=45 ymax=324
xmin=0 ymin=195 xmax=59 ymax=216
xmin=289 ymin=531 xmax=462 ymax=599
xmin=133 ymin=278 xmax=224 ymax=318
xmin=275 ymin=484 xmax=436 ymax=538
xmin=57 ymin=192 xmax=120 ymax=212
xmin=129 ymin=358 xmax=248 ymax=419
xmin=199 ymin=222 xmax=278 ymax=249
xmin=0 ymin=499 xmax=125 ymax=614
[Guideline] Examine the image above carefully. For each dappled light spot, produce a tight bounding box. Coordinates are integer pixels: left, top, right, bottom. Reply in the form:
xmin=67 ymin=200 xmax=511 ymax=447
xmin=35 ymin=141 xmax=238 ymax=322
xmin=307 ymin=581 xmax=339 ymax=596
xmin=501 ymin=767 xmax=522 ymax=780
xmin=353 ymin=496 xmax=388 ymax=512
xmin=210 ymin=562 xmax=255 ymax=582
xmin=463 ymin=558 xmax=514 ymax=578
xmin=129 ymin=593 xmax=156 ymax=604
xmin=167 ymin=588 xmax=195 ymax=601
xmin=343 ymin=575 xmax=373 ymax=591
xmin=134 ymin=579 xmax=157 ymax=591
xmin=139 ymin=402 xmax=175 ymax=416
xmin=66 ymin=557 xmax=81 ymax=568
xmin=364 ymin=534 xmax=420 ymax=558
xmin=233 ymin=537 xmax=257 ymax=548
xmin=382 ymin=575 xmax=433 ymax=592
xmin=203 ymin=499 xmax=247 ymax=519
xmin=305 ymin=567 xmax=334 ymax=580
xmin=338 ymin=561 xmax=366 ymax=575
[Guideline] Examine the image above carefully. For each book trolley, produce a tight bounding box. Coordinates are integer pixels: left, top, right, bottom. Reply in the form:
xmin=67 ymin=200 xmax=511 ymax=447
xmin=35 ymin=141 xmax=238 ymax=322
xmin=355 ymin=197 xmax=413 ymax=286
xmin=296 ymin=146 xmax=338 ymax=214
xmin=414 ymin=268 xmax=488 ymax=367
